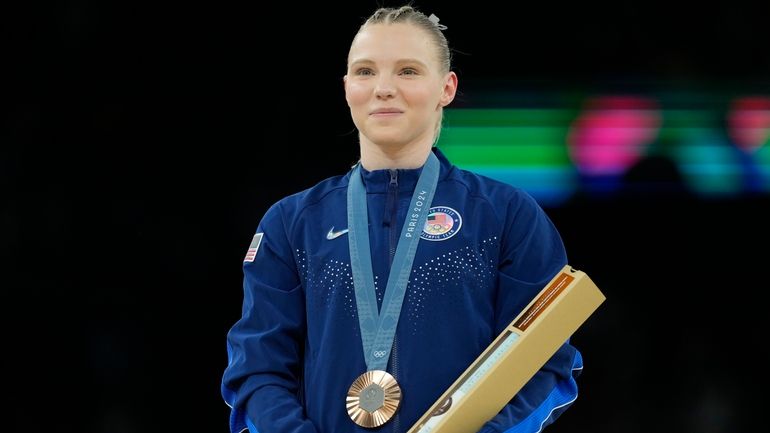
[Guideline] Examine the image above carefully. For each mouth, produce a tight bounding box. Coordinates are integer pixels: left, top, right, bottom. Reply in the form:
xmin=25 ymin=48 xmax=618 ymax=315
xmin=370 ymin=108 xmax=404 ymax=117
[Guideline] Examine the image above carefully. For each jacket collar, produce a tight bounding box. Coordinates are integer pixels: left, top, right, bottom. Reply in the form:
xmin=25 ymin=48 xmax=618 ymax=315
xmin=351 ymin=147 xmax=453 ymax=193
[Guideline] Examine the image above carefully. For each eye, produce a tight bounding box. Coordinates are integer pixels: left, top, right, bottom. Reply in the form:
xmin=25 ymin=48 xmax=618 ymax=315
xmin=354 ymin=68 xmax=374 ymax=76
xmin=400 ymin=68 xmax=418 ymax=76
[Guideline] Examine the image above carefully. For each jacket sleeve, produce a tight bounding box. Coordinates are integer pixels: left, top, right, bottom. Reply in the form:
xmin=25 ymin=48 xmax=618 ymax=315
xmin=221 ymin=202 xmax=319 ymax=433
xmin=476 ymin=192 xmax=583 ymax=433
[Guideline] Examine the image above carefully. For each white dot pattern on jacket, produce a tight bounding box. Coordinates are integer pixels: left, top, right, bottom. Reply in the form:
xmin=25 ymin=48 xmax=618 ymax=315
xmin=296 ymin=237 xmax=499 ymax=337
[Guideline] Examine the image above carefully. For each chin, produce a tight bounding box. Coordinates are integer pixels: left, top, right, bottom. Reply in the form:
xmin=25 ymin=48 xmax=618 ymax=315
xmin=371 ymin=136 xmax=406 ymax=148
xmin=364 ymin=132 xmax=409 ymax=148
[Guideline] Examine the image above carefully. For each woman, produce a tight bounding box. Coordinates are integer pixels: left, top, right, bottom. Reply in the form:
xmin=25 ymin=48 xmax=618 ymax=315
xmin=222 ymin=6 xmax=582 ymax=433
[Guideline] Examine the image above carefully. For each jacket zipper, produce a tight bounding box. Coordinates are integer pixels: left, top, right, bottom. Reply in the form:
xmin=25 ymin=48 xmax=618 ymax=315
xmin=386 ymin=169 xmax=400 ymax=433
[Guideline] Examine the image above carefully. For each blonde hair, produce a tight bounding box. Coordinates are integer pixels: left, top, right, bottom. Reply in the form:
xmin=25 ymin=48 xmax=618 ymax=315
xmin=358 ymin=6 xmax=451 ymax=74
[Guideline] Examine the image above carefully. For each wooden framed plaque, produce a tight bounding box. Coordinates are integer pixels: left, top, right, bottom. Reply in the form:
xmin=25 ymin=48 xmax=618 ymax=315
xmin=408 ymin=265 xmax=605 ymax=433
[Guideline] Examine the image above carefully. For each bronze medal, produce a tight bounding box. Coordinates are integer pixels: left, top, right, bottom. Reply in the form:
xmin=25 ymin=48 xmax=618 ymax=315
xmin=346 ymin=370 xmax=402 ymax=428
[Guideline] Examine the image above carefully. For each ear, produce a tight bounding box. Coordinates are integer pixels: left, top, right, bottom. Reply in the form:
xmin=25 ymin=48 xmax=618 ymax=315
xmin=343 ymin=75 xmax=351 ymax=105
xmin=438 ymin=71 xmax=458 ymax=108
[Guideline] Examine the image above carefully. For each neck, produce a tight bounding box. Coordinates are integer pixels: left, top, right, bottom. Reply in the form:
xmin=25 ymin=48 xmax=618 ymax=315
xmin=359 ymin=140 xmax=433 ymax=170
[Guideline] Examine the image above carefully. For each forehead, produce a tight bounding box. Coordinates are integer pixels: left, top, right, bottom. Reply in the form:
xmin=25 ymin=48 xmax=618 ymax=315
xmin=348 ymin=23 xmax=436 ymax=65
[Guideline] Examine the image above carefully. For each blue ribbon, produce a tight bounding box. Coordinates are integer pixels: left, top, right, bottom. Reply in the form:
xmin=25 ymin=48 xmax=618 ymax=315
xmin=347 ymin=152 xmax=440 ymax=371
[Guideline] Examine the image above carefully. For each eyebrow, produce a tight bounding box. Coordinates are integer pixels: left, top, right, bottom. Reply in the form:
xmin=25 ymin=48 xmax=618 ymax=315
xmin=349 ymin=58 xmax=430 ymax=68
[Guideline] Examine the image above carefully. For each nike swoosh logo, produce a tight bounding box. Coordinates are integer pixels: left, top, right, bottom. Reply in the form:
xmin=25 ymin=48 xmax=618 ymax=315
xmin=326 ymin=227 xmax=349 ymax=240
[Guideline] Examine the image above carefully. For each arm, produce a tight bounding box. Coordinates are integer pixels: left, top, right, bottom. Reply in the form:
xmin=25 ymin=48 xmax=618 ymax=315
xmin=221 ymin=203 xmax=319 ymax=433
xmin=477 ymin=192 xmax=582 ymax=433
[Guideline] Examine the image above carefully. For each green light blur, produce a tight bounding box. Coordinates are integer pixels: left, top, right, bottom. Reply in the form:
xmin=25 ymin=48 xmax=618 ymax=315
xmin=437 ymin=109 xmax=577 ymax=205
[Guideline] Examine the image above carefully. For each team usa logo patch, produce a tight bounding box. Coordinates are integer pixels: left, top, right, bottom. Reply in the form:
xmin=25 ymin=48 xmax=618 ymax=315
xmin=244 ymin=233 xmax=263 ymax=262
xmin=421 ymin=206 xmax=462 ymax=241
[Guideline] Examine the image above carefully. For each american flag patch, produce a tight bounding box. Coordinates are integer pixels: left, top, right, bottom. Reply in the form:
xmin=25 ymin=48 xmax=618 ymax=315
xmin=244 ymin=233 xmax=263 ymax=263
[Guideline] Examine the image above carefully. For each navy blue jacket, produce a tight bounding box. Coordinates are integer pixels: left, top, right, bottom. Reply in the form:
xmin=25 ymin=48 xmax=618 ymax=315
xmin=222 ymin=148 xmax=583 ymax=433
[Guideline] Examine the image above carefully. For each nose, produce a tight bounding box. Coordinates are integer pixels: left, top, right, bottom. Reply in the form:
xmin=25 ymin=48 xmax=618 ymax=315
xmin=374 ymin=76 xmax=396 ymax=99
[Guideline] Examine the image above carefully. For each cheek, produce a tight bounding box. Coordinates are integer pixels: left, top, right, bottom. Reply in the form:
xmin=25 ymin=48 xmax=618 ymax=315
xmin=345 ymin=82 xmax=370 ymax=106
xmin=403 ymin=85 xmax=437 ymax=108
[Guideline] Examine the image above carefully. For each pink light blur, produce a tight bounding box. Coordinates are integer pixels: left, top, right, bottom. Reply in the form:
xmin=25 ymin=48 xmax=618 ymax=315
xmin=728 ymin=96 xmax=770 ymax=154
xmin=568 ymin=96 xmax=662 ymax=175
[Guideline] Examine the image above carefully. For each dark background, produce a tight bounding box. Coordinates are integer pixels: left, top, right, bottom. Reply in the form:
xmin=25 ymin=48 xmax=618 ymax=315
xmin=5 ymin=1 xmax=770 ymax=432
